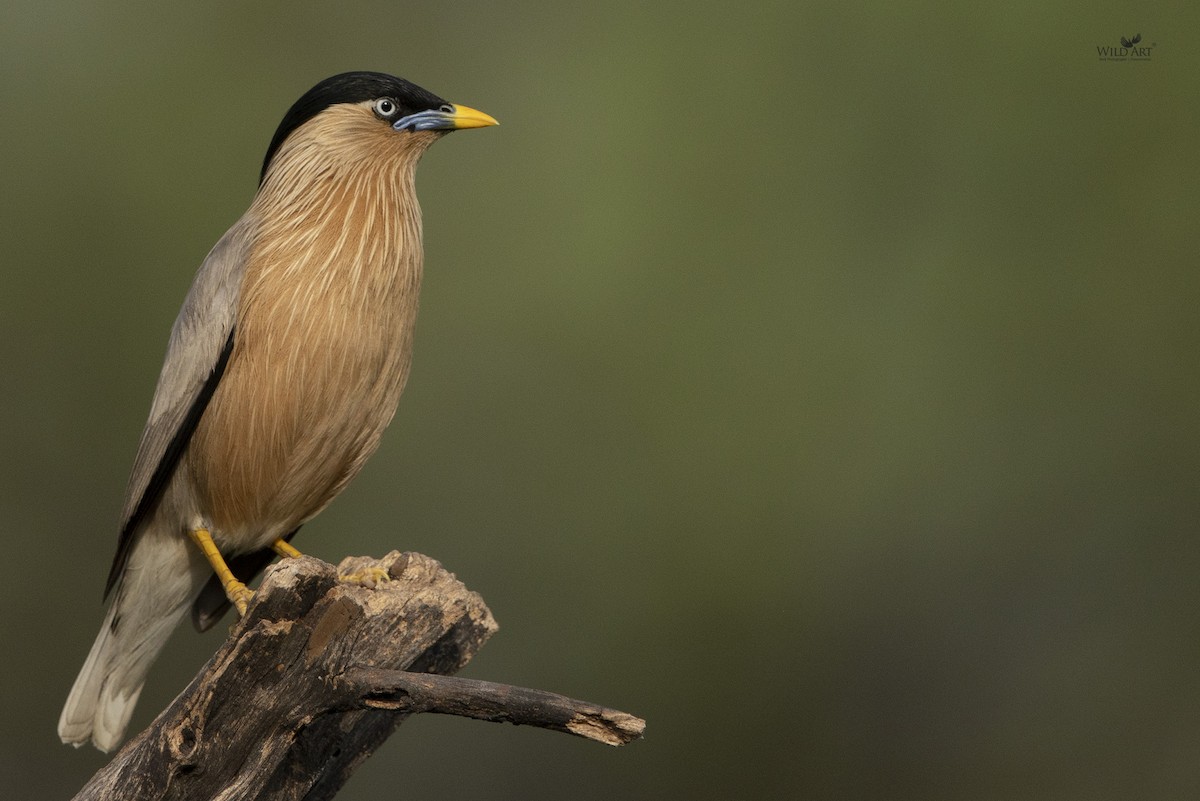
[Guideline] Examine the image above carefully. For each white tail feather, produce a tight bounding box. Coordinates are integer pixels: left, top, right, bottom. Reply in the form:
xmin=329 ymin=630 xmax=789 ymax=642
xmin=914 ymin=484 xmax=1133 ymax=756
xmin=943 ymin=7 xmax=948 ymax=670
xmin=59 ymin=534 xmax=204 ymax=752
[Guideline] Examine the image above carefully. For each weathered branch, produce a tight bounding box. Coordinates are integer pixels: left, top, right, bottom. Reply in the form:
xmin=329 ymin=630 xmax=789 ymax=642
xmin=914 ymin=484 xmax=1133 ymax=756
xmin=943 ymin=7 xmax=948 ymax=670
xmin=71 ymin=551 xmax=644 ymax=801
xmin=341 ymin=668 xmax=645 ymax=746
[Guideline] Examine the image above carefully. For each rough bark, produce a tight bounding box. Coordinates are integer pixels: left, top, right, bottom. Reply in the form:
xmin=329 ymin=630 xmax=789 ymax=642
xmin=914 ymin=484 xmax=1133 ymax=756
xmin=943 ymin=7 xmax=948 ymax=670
xmin=71 ymin=551 xmax=644 ymax=801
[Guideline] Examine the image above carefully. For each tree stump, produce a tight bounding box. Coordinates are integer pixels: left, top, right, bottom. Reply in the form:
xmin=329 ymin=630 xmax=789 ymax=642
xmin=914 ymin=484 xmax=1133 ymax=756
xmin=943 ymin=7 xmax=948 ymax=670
xmin=71 ymin=551 xmax=644 ymax=800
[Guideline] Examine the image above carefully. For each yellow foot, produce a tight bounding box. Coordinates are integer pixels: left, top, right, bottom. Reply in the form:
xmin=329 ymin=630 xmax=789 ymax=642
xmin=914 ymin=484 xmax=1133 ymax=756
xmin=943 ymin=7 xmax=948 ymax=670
xmin=228 ymin=582 xmax=254 ymax=617
xmin=338 ymin=566 xmax=392 ymax=589
xmin=188 ymin=527 xmax=255 ymax=617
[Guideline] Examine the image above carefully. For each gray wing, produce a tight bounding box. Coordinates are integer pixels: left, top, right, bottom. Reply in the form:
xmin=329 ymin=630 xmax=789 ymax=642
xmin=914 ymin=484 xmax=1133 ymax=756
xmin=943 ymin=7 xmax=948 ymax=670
xmin=104 ymin=216 xmax=255 ymax=597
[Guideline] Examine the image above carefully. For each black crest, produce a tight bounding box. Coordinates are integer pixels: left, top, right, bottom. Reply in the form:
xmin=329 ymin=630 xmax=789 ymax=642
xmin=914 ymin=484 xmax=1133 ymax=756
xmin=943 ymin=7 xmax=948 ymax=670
xmin=260 ymin=72 xmax=449 ymax=183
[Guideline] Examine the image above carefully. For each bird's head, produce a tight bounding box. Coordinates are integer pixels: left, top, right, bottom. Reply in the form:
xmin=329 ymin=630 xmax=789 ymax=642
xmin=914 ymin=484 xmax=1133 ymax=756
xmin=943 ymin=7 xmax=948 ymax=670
xmin=259 ymin=71 xmax=497 ymax=187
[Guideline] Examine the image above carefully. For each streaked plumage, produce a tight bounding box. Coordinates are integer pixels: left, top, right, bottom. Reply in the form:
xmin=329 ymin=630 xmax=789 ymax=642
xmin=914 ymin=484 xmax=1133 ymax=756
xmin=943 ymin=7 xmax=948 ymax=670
xmin=59 ymin=72 xmax=496 ymax=752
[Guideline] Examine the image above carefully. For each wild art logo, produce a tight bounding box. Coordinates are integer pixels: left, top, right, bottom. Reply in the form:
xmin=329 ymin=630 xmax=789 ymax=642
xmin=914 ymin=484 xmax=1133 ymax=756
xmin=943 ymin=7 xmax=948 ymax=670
xmin=1098 ymin=33 xmax=1153 ymax=61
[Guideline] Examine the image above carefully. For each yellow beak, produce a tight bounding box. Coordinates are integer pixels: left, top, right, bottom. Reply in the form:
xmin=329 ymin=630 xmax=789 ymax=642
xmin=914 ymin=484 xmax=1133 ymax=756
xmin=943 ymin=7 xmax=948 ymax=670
xmin=393 ymin=103 xmax=498 ymax=132
xmin=447 ymin=103 xmax=499 ymax=129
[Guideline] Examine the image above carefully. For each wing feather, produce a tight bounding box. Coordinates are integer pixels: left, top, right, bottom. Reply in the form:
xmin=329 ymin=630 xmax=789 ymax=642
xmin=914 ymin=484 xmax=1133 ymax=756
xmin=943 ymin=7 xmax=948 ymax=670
xmin=103 ymin=218 xmax=255 ymax=597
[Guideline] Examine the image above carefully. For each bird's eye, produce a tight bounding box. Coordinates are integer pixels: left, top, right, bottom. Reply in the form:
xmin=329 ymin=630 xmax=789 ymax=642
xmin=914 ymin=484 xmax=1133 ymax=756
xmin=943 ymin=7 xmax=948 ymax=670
xmin=439 ymin=104 xmax=454 ymax=114
xmin=373 ymin=98 xmax=397 ymax=118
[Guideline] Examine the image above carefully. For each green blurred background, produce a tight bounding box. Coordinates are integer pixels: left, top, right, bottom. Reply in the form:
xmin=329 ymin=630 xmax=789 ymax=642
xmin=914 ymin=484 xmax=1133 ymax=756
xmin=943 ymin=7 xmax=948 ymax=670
xmin=2 ymin=2 xmax=1197 ymax=799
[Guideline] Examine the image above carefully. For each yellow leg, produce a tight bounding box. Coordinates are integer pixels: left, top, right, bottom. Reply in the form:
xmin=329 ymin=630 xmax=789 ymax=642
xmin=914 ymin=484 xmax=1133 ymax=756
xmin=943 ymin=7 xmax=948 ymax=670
xmin=272 ymin=538 xmax=303 ymax=559
xmin=188 ymin=528 xmax=253 ymax=617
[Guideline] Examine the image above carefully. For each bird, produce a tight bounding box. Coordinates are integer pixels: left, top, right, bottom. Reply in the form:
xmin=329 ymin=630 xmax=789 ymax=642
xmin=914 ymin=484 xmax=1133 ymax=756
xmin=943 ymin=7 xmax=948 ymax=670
xmin=58 ymin=71 xmax=497 ymax=752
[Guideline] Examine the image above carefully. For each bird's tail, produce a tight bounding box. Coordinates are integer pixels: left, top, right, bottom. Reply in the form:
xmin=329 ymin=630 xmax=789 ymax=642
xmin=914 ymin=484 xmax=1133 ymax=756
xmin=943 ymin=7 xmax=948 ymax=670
xmin=58 ymin=534 xmax=204 ymax=752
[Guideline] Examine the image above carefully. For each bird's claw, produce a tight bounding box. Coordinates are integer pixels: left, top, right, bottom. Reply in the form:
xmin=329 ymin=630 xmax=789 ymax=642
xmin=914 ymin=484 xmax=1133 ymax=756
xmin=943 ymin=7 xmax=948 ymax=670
xmin=337 ymin=566 xmax=391 ymax=589
xmin=228 ymin=583 xmax=254 ymax=617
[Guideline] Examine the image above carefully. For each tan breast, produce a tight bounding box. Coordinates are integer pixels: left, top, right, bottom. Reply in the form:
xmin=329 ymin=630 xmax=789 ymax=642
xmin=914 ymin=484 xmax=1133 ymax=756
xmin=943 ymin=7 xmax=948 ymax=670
xmin=185 ymin=109 xmax=436 ymax=548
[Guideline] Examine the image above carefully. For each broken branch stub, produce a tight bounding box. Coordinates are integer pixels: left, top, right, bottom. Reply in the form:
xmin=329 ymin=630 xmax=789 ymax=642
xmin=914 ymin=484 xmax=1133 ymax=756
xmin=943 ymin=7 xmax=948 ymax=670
xmin=71 ymin=552 xmax=643 ymax=801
